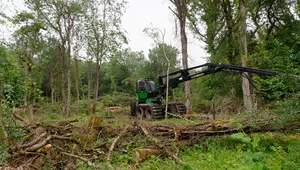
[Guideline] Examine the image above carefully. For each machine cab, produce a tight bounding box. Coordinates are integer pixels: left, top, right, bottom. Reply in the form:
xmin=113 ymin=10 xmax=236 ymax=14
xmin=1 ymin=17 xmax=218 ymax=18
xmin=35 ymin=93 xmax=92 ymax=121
xmin=136 ymin=78 xmax=158 ymax=100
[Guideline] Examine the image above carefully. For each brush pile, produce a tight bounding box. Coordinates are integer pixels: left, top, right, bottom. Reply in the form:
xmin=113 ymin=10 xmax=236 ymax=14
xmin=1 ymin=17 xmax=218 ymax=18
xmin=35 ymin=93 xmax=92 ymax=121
xmin=1 ymin=113 xmax=298 ymax=169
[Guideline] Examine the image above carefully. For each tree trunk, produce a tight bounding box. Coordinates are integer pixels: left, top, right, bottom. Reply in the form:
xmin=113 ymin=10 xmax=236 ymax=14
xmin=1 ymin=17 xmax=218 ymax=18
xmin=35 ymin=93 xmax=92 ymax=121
xmin=50 ymin=76 xmax=55 ymax=104
xmin=87 ymin=61 xmax=92 ymax=114
xmin=67 ymin=40 xmax=71 ymax=117
xmin=61 ymin=45 xmax=66 ymax=115
xmin=170 ymin=0 xmax=191 ymax=110
xmin=92 ymin=59 xmax=100 ymax=114
xmin=240 ymin=0 xmax=252 ymax=111
xmin=74 ymin=58 xmax=80 ymax=113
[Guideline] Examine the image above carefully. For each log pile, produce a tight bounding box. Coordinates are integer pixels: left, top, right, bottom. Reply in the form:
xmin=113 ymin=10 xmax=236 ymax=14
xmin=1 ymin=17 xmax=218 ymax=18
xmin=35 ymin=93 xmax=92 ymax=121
xmin=1 ymin=113 xmax=298 ymax=169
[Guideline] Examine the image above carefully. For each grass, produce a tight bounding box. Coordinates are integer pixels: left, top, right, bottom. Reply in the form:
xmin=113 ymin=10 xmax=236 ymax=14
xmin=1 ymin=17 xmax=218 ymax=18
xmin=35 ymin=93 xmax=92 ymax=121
xmin=135 ymin=132 xmax=300 ymax=170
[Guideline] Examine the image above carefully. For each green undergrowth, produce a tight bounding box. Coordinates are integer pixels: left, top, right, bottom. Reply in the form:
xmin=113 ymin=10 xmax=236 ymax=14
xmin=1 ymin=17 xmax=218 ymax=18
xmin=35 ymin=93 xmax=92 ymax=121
xmin=107 ymin=132 xmax=299 ymax=170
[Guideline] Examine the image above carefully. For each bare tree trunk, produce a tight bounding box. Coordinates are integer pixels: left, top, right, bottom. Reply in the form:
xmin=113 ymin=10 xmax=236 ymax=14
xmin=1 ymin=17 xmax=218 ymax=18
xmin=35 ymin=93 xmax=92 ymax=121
xmin=93 ymin=60 xmax=100 ymax=114
xmin=67 ymin=42 xmax=71 ymax=117
xmin=74 ymin=58 xmax=80 ymax=113
xmin=160 ymin=30 xmax=171 ymax=118
xmin=92 ymin=0 xmax=107 ymax=114
xmin=87 ymin=61 xmax=92 ymax=113
xmin=181 ymin=31 xmax=191 ymax=110
xmin=170 ymin=0 xmax=192 ymax=111
xmin=240 ymin=0 xmax=252 ymax=111
xmin=50 ymin=76 xmax=55 ymax=104
xmin=61 ymin=46 xmax=66 ymax=115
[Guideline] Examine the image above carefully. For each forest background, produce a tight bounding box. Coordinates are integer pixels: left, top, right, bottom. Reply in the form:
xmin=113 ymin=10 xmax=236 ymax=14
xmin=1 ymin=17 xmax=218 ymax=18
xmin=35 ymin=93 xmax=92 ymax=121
xmin=0 ymin=0 xmax=299 ymax=115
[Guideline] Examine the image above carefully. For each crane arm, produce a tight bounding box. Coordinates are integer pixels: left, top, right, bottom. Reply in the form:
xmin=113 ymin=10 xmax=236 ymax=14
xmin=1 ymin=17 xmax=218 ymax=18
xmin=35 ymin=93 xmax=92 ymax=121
xmin=158 ymin=63 xmax=279 ymax=91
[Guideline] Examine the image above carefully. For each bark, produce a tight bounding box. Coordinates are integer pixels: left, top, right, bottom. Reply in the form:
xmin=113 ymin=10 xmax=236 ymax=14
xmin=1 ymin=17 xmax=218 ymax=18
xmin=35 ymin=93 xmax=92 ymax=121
xmin=240 ymin=0 xmax=252 ymax=110
xmin=74 ymin=58 xmax=80 ymax=113
xmin=87 ymin=61 xmax=92 ymax=113
xmin=160 ymin=30 xmax=171 ymax=118
xmin=92 ymin=0 xmax=107 ymax=114
xmin=67 ymin=40 xmax=71 ymax=117
xmin=50 ymin=76 xmax=55 ymax=104
xmin=170 ymin=0 xmax=191 ymax=110
xmin=93 ymin=59 xmax=100 ymax=114
xmin=66 ymin=10 xmax=74 ymax=117
xmin=60 ymin=43 xmax=67 ymax=115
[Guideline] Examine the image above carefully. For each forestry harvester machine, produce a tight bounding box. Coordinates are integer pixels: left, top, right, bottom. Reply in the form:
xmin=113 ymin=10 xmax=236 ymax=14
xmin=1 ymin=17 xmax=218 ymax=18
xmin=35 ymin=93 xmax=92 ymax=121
xmin=130 ymin=63 xmax=279 ymax=120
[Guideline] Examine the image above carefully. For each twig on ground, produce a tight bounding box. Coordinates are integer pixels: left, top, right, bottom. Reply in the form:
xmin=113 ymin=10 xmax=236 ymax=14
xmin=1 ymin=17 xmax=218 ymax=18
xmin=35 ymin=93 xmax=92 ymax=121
xmin=19 ymin=132 xmax=47 ymax=148
xmin=137 ymin=123 xmax=183 ymax=163
xmin=107 ymin=126 xmax=130 ymax=162
xmin=167 ymin=112 xmax=195 ymax=124
xmin=61 ymin=151 xmax=103 ymax=169
xmin=26 ymin=136 xmax=52 ymax=152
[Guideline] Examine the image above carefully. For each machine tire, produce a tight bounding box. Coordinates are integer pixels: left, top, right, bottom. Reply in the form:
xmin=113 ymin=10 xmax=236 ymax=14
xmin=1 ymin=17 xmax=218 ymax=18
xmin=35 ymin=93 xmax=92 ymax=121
xmin=136 ymin=107 xmax=144 ymax=119
xmin=176 ymin=102 xmax=187 ymax=116
xmin=145 ymin=103 xmax=164 ymax=120
xmin=145 ymin=107 xmax=152 ymax=120
xmin=167 ymin=102 xmax=187 ymax=117
xmin=130 ymin=101 xmax=136 ymax=116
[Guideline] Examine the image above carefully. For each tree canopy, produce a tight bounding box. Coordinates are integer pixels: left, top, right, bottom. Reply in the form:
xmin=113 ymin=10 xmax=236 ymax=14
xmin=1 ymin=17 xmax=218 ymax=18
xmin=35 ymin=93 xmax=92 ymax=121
xmin=0 ymin=0 xmax=299 ymax=113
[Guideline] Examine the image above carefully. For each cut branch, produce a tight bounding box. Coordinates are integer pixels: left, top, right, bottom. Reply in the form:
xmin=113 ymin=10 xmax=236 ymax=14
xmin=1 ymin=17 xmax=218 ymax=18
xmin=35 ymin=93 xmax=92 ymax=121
xmin=26 ymin=136 xmax=52 ymax=152
xmin=137 ymin=123 xmax=183 ymax=163
xmin=13 ymin=113 xmax=30 ymax=125
xmin=107 ymin=126 xmax=130 ymax=162
xmin=62 ymin=152 xmax=104 ymax=169
xmin=19 ymin=132 xmax=47 ymax=148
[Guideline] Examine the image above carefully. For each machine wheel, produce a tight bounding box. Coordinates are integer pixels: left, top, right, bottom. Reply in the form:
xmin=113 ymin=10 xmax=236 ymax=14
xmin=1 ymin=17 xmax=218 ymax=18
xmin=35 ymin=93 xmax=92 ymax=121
xmin=176 ymin=102 xmax=187 ymax=116
xmin=136 ymin=107 xmax=144 ymax=119
xmin=145 ymin=103 xmax=164 ymax=120
xmin=167 ymin=102 xmax=187 ymax=117
xmin=130 ymin=101 xmax=136 ymax=116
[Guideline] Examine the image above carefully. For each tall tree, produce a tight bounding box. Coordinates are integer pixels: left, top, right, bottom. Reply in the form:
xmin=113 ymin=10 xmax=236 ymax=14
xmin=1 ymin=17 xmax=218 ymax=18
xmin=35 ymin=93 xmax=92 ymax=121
xmin=169 ymin=0 xmax=191 ymax=111
xmin=12 ymin=11 xmax=44 ymax=120
xmin=26 ymin=0 xmax=83 ymax=116
xmin=85 ymin=0 xmax=126 ymax=114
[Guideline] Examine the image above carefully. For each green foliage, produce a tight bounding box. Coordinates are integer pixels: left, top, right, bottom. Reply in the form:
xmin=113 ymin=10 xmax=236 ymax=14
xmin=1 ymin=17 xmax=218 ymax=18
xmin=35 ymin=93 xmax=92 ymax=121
xmin=145 ymin=43 xmax=180 ymax=81
xmin=0 ymin=44 xmax=24 ymax=106
xmin=230 ymin=132 xmax=251 ymax=144
xmin=0 ymin=141 xmax=9 ymax=165
xmin=100 ymin=92 xmax=134 ymax=107
xmin=175 ymin=133 xmax=300 ymax=170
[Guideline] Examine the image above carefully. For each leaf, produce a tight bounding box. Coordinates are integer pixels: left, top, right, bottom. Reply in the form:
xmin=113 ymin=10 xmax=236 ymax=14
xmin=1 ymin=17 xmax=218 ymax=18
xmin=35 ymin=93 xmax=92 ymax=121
xmin=243 ymin=152 xmax=265 ymax=162
xmin=251 ymin=135 xmax=260 ymax=148
xmin=230 ymin=132 xmax=251 ymax=144
xmin=252 ymin=152 xmax=265 ymax=162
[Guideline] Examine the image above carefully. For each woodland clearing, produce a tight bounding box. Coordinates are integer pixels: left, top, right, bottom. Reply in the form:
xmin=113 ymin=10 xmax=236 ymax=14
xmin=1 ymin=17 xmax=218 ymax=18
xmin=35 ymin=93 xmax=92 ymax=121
xmin=1 ymin=102 xmax=299 ymax=170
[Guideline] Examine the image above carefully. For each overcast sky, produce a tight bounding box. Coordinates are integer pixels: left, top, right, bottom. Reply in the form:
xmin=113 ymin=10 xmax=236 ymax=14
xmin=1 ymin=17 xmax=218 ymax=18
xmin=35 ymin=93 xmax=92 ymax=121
xmin=122 ymin=0 xmax=207 ymax=66
xmin=1 ymin=0 xmax=207 ymax=66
